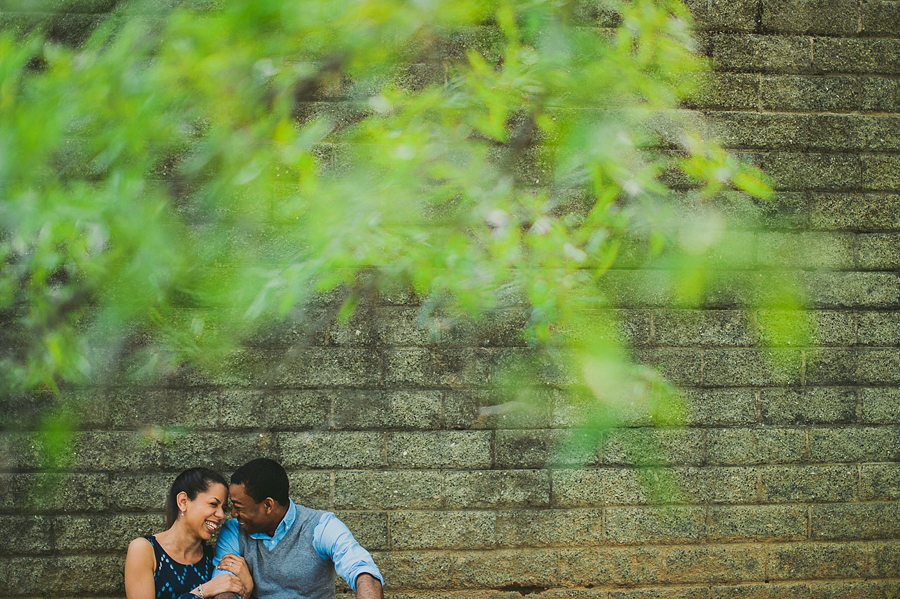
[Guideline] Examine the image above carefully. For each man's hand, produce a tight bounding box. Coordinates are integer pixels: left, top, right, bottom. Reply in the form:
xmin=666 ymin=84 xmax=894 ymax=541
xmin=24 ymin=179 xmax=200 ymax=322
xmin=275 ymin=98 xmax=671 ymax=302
xmin=218 ymin=554 xmax=254 ymax=598
xmin=209 ymin=594 xmax=240 ymax=599
xmin=355 ymin=573 xmax=383 ymax=599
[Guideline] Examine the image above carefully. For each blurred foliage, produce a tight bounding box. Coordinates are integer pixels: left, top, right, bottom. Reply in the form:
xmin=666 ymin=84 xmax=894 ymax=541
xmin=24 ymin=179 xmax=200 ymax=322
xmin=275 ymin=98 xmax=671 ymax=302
xmin=0 ymin=0 xmax=797 ymax=480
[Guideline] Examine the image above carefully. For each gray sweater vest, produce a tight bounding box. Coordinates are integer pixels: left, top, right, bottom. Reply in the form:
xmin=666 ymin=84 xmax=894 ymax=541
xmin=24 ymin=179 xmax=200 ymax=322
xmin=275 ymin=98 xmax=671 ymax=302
xmin=238 ymin=505 xmax=335 ymax=599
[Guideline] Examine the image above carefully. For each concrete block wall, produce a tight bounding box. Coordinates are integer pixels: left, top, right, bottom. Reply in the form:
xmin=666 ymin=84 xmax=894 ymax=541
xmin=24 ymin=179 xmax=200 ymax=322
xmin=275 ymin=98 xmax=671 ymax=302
xmin=0 ymin=0 xmax=898 ymax=597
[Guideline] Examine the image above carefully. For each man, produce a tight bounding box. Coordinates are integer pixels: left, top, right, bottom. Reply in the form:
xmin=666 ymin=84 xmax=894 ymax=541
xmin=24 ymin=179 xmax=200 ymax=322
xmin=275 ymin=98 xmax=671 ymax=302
xmin=211 ymin=458 xmax=384 ymax=599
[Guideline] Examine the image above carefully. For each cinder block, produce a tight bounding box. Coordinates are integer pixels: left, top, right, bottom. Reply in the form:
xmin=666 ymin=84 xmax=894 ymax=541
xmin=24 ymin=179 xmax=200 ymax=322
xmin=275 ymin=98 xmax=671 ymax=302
xmin=635 ymin=348 xmax=703 ymax=386
xmin=760 ymin=388 xmax=857 ymax=425
xmin=707 ymin=428 xmax=806 ymax=465
xmin=811 ymin=503 xmax=900 ymax=540
xmin=611 ymin=587 xmax=711 ymax=599
xmin=334 ymin=471 xmax=442 ymax=510
xmin=215 ymin=347 xmax=381 ymax=387
xmin=162 ymin=432 xmax=276 ymax=472
xmin=369 ymin=550 xmax=452 ymax=589
xmin=860 ymin=0 xmax=900 ymax=34
xmin=680 ymin=467 xmax=761 ymax=504
xmin=375 ymin=307 xmax=432 ymax=346
xmin=451 ymin=549 xmax=558 ymax=588
xmin=653 ymin=310 xmax=754 ymax=347
xmin=445 ymin=388 xmax=555 ymax=430
xmin=384 ymin=348 xmax=431 ymax=386
xmin=109 ymin=473 xmax=172 ymax=511
xmin=862 ymin=154 xmax=900 ymax=191
xmin=68 ymin=431 xmax=164 ymax=472
xmin=869 ymin=539 xmax=900 ymax=580
xmin=808 ymin=425 xmax=900 ymax=462
xmin=445 ymin=470 xmax=550 ymax=508
xmin=496 ymin=508 xmax=603 ymax=547
xmin=860 ymin=463 xmax=900 ymax=500
xmin=861 ymin=76 xmax=900 ymax=112
xmin=755 ymin=310 xmax=857 ymax=347
xmin=219 ymin=389 xmax=331 ymax=430
xmin=7 ymin=556 xmax=123 ymax=594
xmin=808 ymin=579 xmax=900 ymax=598
xmin=334 ymin=511 xmax=388 ymax=551
xmin=803 ymin=272 xmax=900 ymax=308
xmin=53 ymin=513 xmax=160 ymax=552
xmin=768 ymin=542 xmax=867 ymax=580
xmin=387 ymin=431 xmax=491 ymax=468
xmin=708 ymin=113 xmax=807 ymax=151
xmin=605 ymin=506 xmax=706 ymax=544
xmin=278 ymin=431 xmax=384 ymax=469
xmin=812 ymin=37 xmax=900 ymax=74
xmin=760 ymin=465 xmax=857 ymax=502
xmin=751 ymin=152 xmax=860 ymax=191
xmin=707 ymin=505 xmax=808 ymax=542
xmin=390 ymin=511 xmax=495 ymax=550
xmin=859 ymin=234 xmax=900 ymax=270
xmin=685 ymin=0 xmax=758 ymax=31
xmin=710 ymin=583 xmax=811 ymax=598
xmin=805 ymin=349 xmax=860 ymax=385
xmin=810 ymin=193 xmax=900 ymax=230
xmin=286 ymin=471 xmax=332 ymax=509
xmin=702 ymin=33 xmax=812 ymax=72
xmin=761 ymin=75 xmax=859 ymax=112
xmin=0 ymin=516 xmax=52 ymax=555
xmin=855 ymin=348 xmax=900 ymax=384
xmin=495 ymin=429 xmax=600 ymax=469
xmin=552 ymin=468 xmax=651 ymax=507
xmin=559 ymin=544 xmax=767 ymax=586
xmin=333 ymin=390 xmax=442 ymax=430
xmin=683 ymin=388 xmax=758 ymax=426
xmin=860 ymin=387 xmax=900 ymax=424
xmin=756 ymin=232 xmax=856 ymax=269
xmin=602 ymin=428 xmax=705 ymax=466
xmin=684 ymin=72 xmax=759 ymax=110
xmin=703 ymin=349 xmax=803 ymax=387
xmin=761 ymin=0 xmax=858 ymax=34
xmin=431 ymin=348 xmax=493 ymax=387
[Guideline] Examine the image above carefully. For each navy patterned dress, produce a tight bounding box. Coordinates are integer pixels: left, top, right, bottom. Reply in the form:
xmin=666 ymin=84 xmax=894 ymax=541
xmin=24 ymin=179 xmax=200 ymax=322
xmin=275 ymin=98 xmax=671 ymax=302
xmin=145 ymin=535 xmax=214 ymax=599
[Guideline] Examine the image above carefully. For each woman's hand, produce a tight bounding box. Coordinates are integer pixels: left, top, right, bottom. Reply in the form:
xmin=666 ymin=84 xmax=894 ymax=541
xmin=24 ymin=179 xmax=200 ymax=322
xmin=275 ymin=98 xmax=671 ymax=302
xmin=218 ymin=554 xmax=254 ymax=597
xmin=196 ymin=572 xmax=245 ymax=598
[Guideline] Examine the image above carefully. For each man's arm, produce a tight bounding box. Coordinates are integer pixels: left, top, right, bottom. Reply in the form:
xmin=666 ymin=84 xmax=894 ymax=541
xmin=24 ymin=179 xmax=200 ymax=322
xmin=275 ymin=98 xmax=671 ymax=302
xmin=210 ymin=519 xmax=253 ymax=599
xmin=313 ymin=512 xmax=384 ymax=597
xmin=355 ymin=573 xmax=384 ymax=599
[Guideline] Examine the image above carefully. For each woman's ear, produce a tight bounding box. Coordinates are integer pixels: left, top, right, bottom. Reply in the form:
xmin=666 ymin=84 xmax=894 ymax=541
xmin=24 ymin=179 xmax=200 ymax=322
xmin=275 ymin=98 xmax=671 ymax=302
xmin=176 ymin=491 xmax=190 ymax=514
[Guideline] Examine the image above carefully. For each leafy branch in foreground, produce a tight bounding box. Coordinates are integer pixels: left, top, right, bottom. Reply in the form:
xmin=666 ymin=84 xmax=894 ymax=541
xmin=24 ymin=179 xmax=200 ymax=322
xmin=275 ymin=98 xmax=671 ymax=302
xmin=0 ymin=0 xmax=788 ymax=477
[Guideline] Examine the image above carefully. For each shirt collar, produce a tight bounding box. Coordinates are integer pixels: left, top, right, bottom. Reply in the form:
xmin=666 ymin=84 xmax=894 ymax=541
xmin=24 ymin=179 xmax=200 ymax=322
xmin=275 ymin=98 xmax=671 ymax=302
xmin=248 ymin=498 xmax=296 ymax=541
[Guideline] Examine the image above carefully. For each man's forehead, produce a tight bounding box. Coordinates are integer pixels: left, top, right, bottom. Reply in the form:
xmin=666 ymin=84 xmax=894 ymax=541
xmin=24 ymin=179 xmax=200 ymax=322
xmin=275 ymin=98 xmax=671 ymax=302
xmin=229 ymin=483 xmax=252 ymax=501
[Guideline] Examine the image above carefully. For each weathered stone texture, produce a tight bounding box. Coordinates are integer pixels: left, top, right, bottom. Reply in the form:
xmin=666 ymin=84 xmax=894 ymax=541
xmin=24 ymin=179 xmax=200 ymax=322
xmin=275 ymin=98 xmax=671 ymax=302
xmin=2 ymin=1 xmax=899 ymax=598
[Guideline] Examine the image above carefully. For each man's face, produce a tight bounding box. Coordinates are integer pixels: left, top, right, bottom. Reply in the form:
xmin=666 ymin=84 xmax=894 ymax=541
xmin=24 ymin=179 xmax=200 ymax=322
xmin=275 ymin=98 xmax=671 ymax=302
xmin=229 ymin=483 xmax=272 ymax=535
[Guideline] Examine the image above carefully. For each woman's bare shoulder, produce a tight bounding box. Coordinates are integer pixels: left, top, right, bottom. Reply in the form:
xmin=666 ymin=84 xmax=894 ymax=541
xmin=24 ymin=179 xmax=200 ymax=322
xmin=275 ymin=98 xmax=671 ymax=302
xmin=126 ymin=536 xmax=157 ymax=569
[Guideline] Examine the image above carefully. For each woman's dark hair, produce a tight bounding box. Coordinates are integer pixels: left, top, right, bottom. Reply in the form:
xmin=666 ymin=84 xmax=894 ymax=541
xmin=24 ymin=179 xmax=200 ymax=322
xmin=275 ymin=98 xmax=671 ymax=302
xmin=231 ymin=458 xmax=289 ymax=506
xmin=165 ymin=467 xmax=228 ymax=530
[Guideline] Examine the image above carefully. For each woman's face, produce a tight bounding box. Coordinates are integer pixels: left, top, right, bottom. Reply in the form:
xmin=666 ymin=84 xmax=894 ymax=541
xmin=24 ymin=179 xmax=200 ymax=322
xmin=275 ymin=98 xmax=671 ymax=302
xmin=181 ymin=482 xmax=228 ymax=539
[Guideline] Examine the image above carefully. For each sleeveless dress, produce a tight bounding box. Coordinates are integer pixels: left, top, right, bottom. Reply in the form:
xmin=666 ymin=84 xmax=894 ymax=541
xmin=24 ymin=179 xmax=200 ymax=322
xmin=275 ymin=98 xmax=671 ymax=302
xmin=145 ymin=535 xmax=215 ymax=599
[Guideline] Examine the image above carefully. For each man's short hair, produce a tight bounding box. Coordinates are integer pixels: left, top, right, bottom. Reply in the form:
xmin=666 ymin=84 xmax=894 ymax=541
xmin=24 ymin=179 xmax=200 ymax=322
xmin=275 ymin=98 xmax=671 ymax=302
xmin=231 ymin=458 xmax=290 ymax=505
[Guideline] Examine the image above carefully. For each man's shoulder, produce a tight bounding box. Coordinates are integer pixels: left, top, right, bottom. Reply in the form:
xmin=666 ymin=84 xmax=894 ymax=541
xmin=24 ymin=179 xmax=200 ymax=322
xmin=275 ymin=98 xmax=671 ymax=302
xmin=220 ymin=518 xmax=241 ymax=537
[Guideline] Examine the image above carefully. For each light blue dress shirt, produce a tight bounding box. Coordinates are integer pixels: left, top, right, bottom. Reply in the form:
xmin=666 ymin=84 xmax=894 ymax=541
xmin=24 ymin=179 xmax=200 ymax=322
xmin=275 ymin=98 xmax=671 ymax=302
xmin=213 ymin=499 xmax=383 ymax=593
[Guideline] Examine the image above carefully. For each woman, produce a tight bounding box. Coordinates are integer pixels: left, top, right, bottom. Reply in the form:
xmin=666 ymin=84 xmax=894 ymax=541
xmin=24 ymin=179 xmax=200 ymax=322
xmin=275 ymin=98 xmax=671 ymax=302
xmin=125 ymin=468 xmax=252 ymax=599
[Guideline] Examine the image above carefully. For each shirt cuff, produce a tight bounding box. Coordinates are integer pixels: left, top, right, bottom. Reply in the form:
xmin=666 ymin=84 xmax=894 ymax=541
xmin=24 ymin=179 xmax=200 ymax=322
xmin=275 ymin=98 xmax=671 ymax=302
xmin=349 ymin=567 xmax=384 ymax=592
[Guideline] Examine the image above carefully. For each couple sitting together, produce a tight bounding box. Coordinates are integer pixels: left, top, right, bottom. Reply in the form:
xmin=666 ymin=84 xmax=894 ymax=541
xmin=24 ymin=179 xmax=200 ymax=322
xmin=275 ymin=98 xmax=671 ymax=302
xmin=124 ymin=458 xmax=383 ymax=599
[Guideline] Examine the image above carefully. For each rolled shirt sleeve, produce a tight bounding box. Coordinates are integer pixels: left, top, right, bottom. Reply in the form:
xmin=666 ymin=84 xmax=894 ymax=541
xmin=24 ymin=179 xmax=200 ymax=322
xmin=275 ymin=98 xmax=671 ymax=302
xmin=313 ymin=512 xmax=383 ymax=592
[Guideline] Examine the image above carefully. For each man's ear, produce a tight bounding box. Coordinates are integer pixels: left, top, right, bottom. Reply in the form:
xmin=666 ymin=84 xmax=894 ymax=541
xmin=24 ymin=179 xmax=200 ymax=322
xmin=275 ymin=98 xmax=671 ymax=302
xmin=262 ymin=497 xmax=276 ymax=514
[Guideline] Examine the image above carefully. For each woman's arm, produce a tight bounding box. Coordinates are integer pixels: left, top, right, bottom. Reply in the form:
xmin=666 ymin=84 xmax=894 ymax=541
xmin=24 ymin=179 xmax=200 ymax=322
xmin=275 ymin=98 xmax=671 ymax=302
xmin=124 ymin=538 xmax=157 ymax=599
